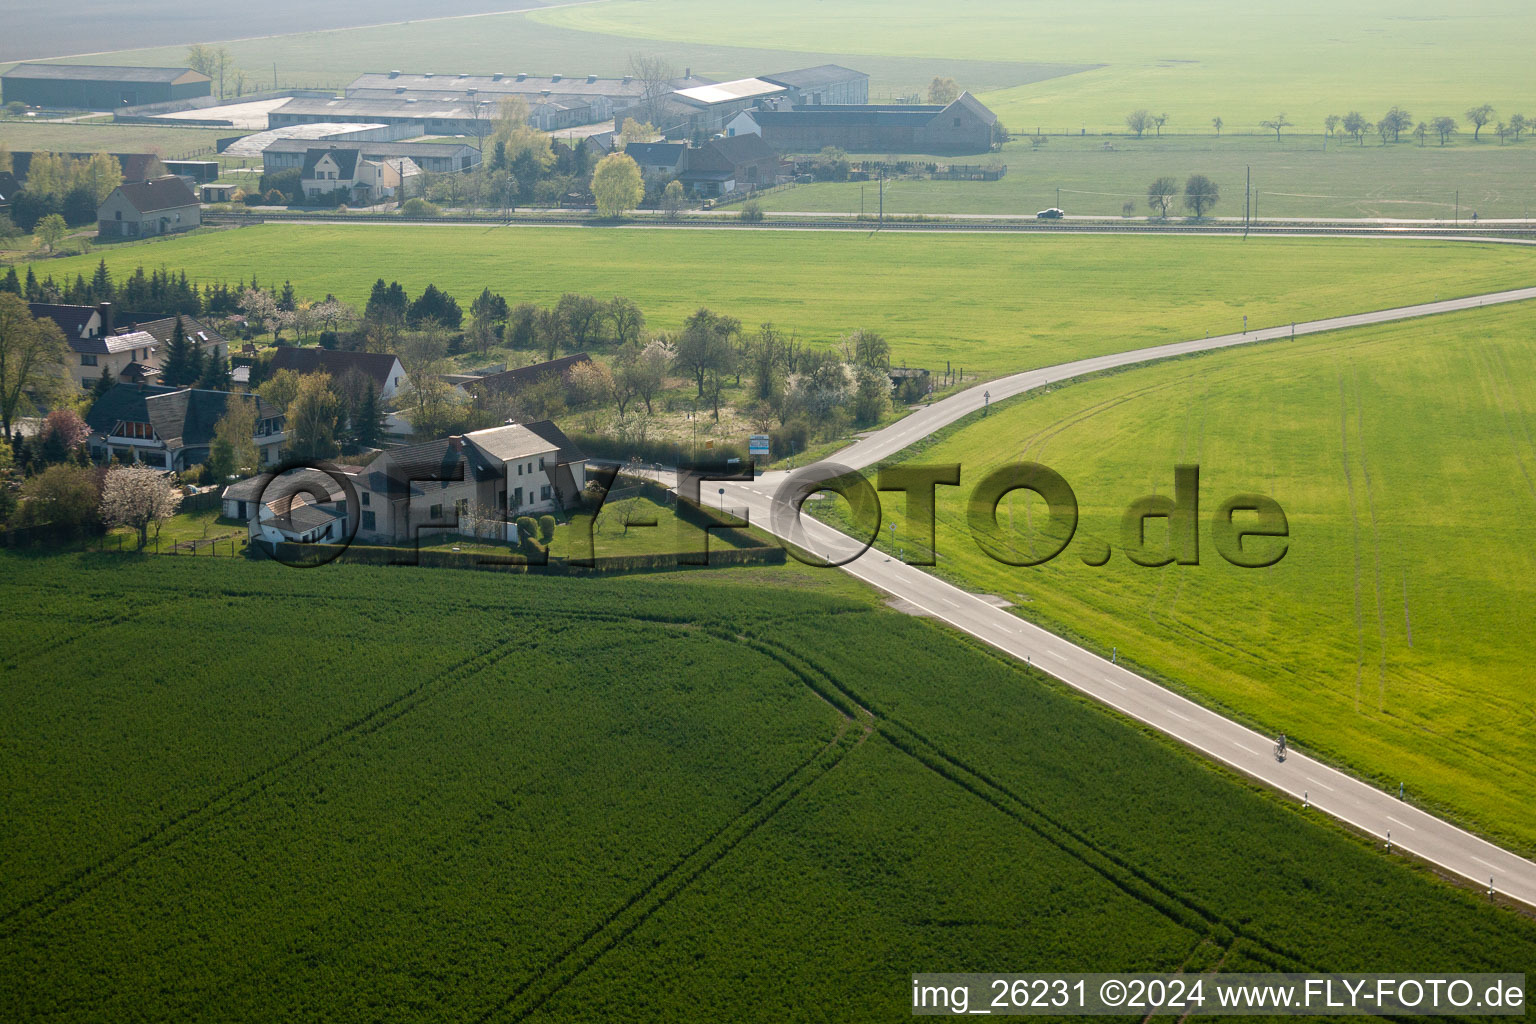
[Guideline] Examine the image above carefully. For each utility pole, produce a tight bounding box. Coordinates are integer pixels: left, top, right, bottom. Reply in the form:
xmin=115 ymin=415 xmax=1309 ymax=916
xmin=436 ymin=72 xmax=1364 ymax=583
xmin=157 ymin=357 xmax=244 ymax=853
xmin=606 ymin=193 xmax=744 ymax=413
xmin=1056 ymin=185 xmax=1060 ymax=209
xmin=879 ymin=168 xmax=884 ymax=225
xmin=1455 ymin=189 xmax=1459 ymax=226
xmin=1244 ymin=165 xmax=1250 ymax=237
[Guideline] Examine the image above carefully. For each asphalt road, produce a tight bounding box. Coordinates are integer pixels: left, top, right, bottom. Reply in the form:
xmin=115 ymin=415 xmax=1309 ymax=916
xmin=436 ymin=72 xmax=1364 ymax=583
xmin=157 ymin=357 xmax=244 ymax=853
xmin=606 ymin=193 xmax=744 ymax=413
xmin=708 ymin=284 xmax=1536 ymax=907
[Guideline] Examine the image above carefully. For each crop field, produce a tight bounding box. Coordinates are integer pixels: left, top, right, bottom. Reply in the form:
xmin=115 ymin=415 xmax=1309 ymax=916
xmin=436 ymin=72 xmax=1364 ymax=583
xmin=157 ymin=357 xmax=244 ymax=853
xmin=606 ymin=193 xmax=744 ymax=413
xmin=743 ymin=134 xmax=1536 ymax=222
xmin=0 ymin=120 xmax=231 ymax=160
xmin=813 ymin=301 xmax=1536 ymax=855
xmin=536 ymin=0 xmax=1536 ymax=133
xmin=4 ymin=16 xmax=1081 ymax=101
xmin=1 ymin=551 xmax=1534 ymax=1021
xmin=21 ymin=224 xmax=1536 ymax=378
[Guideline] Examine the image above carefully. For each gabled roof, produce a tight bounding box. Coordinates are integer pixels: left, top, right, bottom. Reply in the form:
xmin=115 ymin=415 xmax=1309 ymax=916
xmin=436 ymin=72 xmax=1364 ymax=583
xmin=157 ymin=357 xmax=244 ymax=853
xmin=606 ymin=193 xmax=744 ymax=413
xmin=263 ymin=492 xmax=347 ymax=534
xmin=521 ymin=419 xmax=585 ymax=465
xmin=2 ymin=63 xmax=210 ymax=85
xmin=760 ymin=65 xmax=868 ymax=91
xmin=465 ymin=423 xmax=558 ymax=464
xmin=271 ymin=347 xmax=403 ymax=390
xmin=301 ymin=147 xmax=361 ymax=179
xmin=360 ymin=436 xmax=498 ymax=501
xmin=109 ymin=175 xmax=198 ymax=214
xmin=623 ymin=142 xmax=687 ymax=167
xmin=224 ymin=466 xmax=358 ymax=503
xmin=28 ymin=302 xmax=99 ymax=340
xmin=945 ymin=91 xmax=999 ymax=125
xmin=470 ymin=353 xmax=591 ymax=396
xmin=85 ymin=384 xmax=281 ymax=449
xmin=688 ymin=133 xmax=777 ymax=173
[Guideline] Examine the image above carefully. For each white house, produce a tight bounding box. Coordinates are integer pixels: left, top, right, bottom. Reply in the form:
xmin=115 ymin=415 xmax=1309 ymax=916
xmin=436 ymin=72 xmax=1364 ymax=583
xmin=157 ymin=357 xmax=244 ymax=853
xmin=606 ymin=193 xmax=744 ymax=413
xmin=724 ymin=110 xmax=762 ymax=137
xmin=300 ymin=147 xmax=407 ymax=202
xmin=251 ymin=492 xmax=349 ymax=545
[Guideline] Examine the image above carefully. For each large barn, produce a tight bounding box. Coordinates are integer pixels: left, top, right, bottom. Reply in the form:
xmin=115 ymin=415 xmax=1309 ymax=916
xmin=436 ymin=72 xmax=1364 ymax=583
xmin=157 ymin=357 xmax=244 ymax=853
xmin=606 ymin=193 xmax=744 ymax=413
xmin=1 ymin=64 xmax=211 ymax=110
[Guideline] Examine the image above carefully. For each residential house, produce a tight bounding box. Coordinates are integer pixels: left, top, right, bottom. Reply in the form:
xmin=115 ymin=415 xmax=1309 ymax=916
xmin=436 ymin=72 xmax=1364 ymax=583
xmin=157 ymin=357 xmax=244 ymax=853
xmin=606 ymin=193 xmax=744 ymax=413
xmin=29 ymin=301 xmax=160 ymax=389
xmin=623 ymin=142 xmax=689 ymax=180
xmin=121 ymin=313 xmax=229 ymax=366
xmin=678 ymin=134 xmax=781 ymax=196
xmin=85 ymin=383 xmax=286 ymax=470
xmin=352 ymin=420 xmax=586 ymax=544
xmin=252 ymin=491 xmax=349 ymax=545
xmin=270 ymin=347 xmax=408 ymax=400
xmin=730 ymin=93 xmax=998 ymax=154
xmin=1 ymin=64 xmax=210 ymax=110
xmin=299 ymin=147 xmax=406 ymax=203
xmin=97 ymin=175 xmax=200 ymax=239
xmin=259 ymin=138 xmax=469 ymax=175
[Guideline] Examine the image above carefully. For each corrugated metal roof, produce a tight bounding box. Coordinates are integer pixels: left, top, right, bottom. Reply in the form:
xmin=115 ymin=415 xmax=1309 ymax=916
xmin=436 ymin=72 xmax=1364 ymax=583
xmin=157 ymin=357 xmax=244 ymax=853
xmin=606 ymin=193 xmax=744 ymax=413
xmin=2 ymin=63 xmax=209 ymax=84
xmin=674 ymin=78 xmax=785 ymax=106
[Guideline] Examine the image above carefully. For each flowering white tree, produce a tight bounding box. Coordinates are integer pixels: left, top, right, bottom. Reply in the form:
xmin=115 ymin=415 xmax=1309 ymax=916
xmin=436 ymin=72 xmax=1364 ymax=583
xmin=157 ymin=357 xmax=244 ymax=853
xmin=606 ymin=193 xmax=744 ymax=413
xmin=99 ymin=464 xmax=182 ymax=548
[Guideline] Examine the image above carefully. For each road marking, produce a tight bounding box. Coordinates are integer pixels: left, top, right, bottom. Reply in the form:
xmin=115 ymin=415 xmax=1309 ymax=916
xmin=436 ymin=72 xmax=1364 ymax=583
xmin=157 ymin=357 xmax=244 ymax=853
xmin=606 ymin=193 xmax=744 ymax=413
xmin=1305 ymin=778 xmax=1336 ymax=793
xmin=1100 ymin=676 xmax=1127 ymax=691
xmin=1165 ymin=709 xmax=1192 ymax=723
xmin=1386 ymin=815 xmax=1414 ymax=831
xmin=1473 ymin=856 xmax=1502 ymax=871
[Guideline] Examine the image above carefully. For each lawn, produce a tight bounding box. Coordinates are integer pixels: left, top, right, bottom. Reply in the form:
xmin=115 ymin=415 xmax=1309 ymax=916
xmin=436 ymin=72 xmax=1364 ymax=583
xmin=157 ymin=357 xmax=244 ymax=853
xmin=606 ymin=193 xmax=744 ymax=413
xmin=536 ymin=0 xmax=1536 ymax=133
xmin=20 ymin=224 xmax=1536 ymax=379
xmin=2 ymin=551 xmax=1534 ymax=1021
xmin=742 ymin=133 xmax=1536 ymax=221
xmin=0 ymin=120 xmax=232 ymax=160
xmin=811 ymin=301 xmax=1536 ymax=855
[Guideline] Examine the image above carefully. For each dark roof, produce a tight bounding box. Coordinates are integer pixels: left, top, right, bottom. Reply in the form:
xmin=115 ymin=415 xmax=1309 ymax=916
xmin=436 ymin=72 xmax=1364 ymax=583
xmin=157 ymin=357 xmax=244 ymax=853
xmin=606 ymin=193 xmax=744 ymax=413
xmin=2 ymin=63 xmax=209 ymax=84
xmin=687 ymin=133 xmax=777 ymax=174
xmin=301 ymin=147 xmax=361 ymax=179
xmin=521 ymin=419 xmax=584 ymax=465
xmin=28 ymin=302 xmax=99 ymax=340
xmin=271 ymin=347 xmax=402 ymax=390
xmin=110 ymin=175 xmax=198 ymax=214
xmin=224 ymin=467 xmax=355 ymax=503
xmin=360 ymin=436 xmax=498 ymax=501
xmin=760 ymin=65 xmax=868 ymax=91
xmin=471 ymin=353 xmax=591 ymax=396
xmin=747 ymin=106 xmax=940 ymax=129
xmin=623 ymin=142 xmax=687 ymax=167
xmin=947 ymin=91 xmax=999 ymax=125
xmin=86 ymin=384 xmax=281 ymax=449
xmin=265 ymin=495 xmax=346 ymax=535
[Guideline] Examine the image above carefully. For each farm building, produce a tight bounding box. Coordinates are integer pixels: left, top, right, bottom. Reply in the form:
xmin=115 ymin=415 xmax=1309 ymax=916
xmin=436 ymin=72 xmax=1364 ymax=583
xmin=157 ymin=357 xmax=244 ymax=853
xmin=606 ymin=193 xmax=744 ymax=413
xmin=96 ymin=175 xmax=200 ymax=239
xmin=759 ymin=65 xmax=869 ymax=107
xmin=270 ymin=348 xmax=408 ymax=401
xmin=1 ymin=64 xmax=210 ymax=110
xmin=729 ymin=93 xmax=998 ymax=154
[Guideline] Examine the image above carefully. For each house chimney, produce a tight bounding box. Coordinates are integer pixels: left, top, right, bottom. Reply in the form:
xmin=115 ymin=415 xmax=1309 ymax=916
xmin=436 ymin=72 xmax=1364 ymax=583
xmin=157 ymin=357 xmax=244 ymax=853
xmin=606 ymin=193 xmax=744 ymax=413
xmin=96 ymin=301 xmax=113 ymax=335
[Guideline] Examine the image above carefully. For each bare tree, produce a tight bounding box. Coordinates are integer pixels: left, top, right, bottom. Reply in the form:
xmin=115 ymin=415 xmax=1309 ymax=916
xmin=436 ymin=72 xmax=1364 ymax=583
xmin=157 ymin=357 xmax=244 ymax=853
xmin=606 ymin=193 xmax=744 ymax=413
xmin=100 ymin=464 xmax=182 ymax=548
xmin=1211 ymin=116 xmax=1223 ymax=136
xmin=1259 ymin=113 xmax=1292 ymax=140
xmin=628 ymin=54 xmax=678 ymax=129
xmin=1125 ymin=109 xmax=1154 ymax=138
xmin=1152 ymin=112 xmax=1168 ymax=136
xmin=1432 ymin=116 xmax=1458 ymax=145
xmin=1465 ymin=104 xmax=1495 ymax=141
xmin=1342 ymin=111 xmax=1369 ymax=145
xmin=1183 ymin=174 xmax=1220 ymax=218
xmin=1147 ymin=176 xmax=1178 ymax=218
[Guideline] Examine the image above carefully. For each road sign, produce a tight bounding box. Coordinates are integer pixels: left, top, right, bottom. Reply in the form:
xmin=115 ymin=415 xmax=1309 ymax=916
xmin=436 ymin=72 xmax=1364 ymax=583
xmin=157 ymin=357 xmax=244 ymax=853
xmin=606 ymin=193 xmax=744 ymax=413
xmin=749 ymin=434 xmax=770 ymax=457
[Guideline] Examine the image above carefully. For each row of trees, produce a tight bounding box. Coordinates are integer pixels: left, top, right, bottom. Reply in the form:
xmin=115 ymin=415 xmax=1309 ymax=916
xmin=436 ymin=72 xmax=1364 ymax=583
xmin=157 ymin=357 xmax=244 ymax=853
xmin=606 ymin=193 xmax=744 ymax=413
xmin=1126 ymin=106 xmax=1524 ymax=143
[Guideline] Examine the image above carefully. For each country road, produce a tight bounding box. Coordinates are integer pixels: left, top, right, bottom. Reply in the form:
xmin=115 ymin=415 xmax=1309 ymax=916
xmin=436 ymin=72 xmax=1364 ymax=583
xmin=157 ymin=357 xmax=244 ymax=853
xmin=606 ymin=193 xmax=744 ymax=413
xmin=699 ymin=284 xmax=1536 ymax=907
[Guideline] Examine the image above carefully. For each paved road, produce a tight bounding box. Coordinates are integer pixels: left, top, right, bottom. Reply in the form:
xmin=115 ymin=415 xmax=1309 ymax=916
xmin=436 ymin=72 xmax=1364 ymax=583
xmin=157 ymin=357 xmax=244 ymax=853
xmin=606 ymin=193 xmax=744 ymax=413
xmin=707 ymin=284 xmax=1536 ymax=907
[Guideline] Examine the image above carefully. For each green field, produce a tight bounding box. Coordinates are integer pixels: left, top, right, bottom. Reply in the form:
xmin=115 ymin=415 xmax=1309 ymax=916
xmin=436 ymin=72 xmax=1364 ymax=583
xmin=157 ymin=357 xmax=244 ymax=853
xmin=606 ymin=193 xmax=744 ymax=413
xmin=537 ymin=0 xmax=1536 ymax=133
xmin=3 ymin=14 xmax=1078 ymax=101
xmin=21 ymin=224 xmax=1536 ymax=378
xmin=0 ymin=120 xmax=231 ymax=160
xmin=744 ymin=134 xmax=1536 ymax=221
xmin=813 ymin=301 xmax=1536 ymax=854
xmin=1 ymin=551 xmax=1533 ymax=1021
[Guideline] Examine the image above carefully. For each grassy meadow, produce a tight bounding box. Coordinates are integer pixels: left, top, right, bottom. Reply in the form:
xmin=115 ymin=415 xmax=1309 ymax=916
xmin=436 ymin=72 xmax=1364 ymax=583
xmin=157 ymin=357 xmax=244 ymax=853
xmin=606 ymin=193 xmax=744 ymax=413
xmin=2 ymin=552 xmax=1535 ymax=1021
xmin=814 ymin=301 xmax=1536 ymax=853
xmin=0 ymin=120 xmax=230 ymax=160
xmin=537 ymin=0 xmax=1536 ymax=133
xmin=20 ymin=224 xmax=1536 ymax=378
xmin=743 ymin=133 xmax=1536 ymax=221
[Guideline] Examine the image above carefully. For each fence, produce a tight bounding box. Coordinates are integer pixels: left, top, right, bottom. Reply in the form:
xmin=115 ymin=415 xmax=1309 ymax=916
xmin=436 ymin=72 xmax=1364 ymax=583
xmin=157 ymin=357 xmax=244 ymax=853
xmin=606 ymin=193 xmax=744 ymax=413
xmin=848 ymin=161 xmax=1007 ymax=181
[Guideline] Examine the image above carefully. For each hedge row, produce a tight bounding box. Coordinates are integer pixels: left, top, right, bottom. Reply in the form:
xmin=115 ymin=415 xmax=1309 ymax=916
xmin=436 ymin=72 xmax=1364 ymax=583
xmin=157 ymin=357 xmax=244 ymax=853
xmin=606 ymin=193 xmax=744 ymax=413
xmin=259 ymin=538 xmax=785 ymax=574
